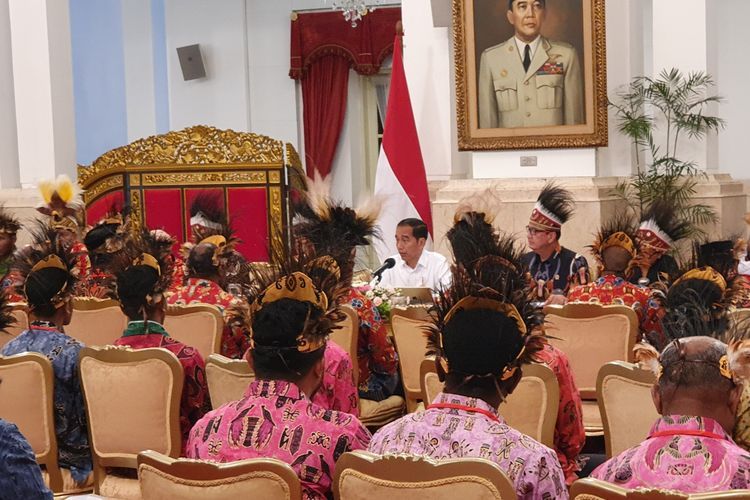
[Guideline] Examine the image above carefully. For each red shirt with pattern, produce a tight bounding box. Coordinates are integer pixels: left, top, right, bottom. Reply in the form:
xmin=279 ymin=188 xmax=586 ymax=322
xmin=69 ymin=242 xmax=91 ymax=280
xmin=113 ymin=320 xmax=210 ymax=453
xmin=345 ymin=289 xmax=398 ymax=390
xmin=167 ymin=278 xmax=251 ymax=359
xmin=312 ymin=342 xmax=359 ymax=416
xmin=534 ymin=341 xmax=585 ymax=485
xmin=568 ymin=273 xmax=662 ymax=343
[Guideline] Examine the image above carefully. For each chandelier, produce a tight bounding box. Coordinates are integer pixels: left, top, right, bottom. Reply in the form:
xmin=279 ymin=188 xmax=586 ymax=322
xmin=329 ymin=0 xmax=385 ymax=27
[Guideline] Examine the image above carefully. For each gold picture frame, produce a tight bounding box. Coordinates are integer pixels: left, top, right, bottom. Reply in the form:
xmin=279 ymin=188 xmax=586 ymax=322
xmin=454 ymin=0 xmax=608 ymax=150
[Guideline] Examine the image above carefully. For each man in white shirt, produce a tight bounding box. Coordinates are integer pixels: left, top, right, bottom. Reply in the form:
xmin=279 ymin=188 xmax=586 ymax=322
xmin=377 ymin=218 xmax=452 ymax=290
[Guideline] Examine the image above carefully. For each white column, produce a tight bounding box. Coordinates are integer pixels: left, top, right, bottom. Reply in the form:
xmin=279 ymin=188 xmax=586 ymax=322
xmin=0 ymin=0 xmax=20 ymax=189
xmin=651 ymin=0 xmax=716 ymax=170
xmin=8 ymin=0 xmax=76 ymax=188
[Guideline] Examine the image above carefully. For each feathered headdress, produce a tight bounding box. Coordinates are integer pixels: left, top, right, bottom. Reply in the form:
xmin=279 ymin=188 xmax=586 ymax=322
xmin=84 ymin=204 xmax=133 ymax=257
xmin=427 ymin=265 xmax=545 ymax=383
xmin=235 ymin=244 xmax=349 ymax=356
xmin=528 ymin=182 xmax=575 ymax=232
xmin=694 ymin=240 xmax=736 ymax=282
xmin=11 ymin=221 xmax=80 ymax=310
xmin=293 ymin=173 xmax=380 ymax=285
xmin=107 ymin=229 xmax=176 ymax=307
xmin=36 ymin=175 xmax=84 ymax=232
xmin=0 ymin=205 xmax=20 ymax=236
xmin=189 ymin=191 xmax=227 ymax=242
xmin=589 ymin=213 xmax=638 ymax=274
xmin=636 ymin=201 xmax=690 ymax=254
xmin=429 ymin=209 xmax=544 ymax=382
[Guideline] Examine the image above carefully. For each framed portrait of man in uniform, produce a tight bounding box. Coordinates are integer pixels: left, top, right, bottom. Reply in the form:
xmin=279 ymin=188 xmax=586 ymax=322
xmin=454 ymin=0 xmax=607 ymax=150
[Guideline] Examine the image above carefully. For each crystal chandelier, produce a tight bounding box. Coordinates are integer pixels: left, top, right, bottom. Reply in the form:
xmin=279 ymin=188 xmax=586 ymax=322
xmin=329 ymin=0 xmax=384 ymax=27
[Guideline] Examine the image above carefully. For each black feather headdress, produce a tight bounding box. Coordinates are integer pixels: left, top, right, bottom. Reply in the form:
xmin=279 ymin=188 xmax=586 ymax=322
xmin=0 ymin=286 xmax=16 ymax=332
xmin=10 ymin=221 xmax=80 ymax=309
xmin=589 ymin=212 xmax=638 ymax=273
xmin=293 ymin=174 xmax=380 ymax=285
xmin=189 ymin=191 xmax=228 ymax=243
xmin=0 ymin=205 xmax=20 ymax=236
xmin=528 ymin=182 xmax=575 ymax=231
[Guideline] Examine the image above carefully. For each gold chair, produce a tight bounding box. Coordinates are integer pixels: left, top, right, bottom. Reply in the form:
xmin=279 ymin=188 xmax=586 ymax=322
xmin=500 ymin=363 xmax=559 ymax=449
xmin=0 ymin=303 xmax=28 ymax=349
xmin=389 ymin=305 xmax=432 ymax=322
xmin=205 ymin=354 xmax=255 ymax=409
xmin=66 ymin=298 xmax=128 ymax=347
xmin=419 ymin=357 xmax=442 ymax=405
xmin=390 ymin=312 xmax=430 ymax=412
xmin=329 ymin=305 xmax=359 ymax=387
xmin=79 ymin=346 xmax=183 ymax=499
xmin=418 ymin=358 xmax=558 ymax=448
xmin=164 ymin=303 xmax=224 ymax=360
xmin=137 ymin=450 xmax=302 ymax=499
xmin=0 ymin=352 xmax=67 ymax=493
xmin=544 ymin=303 xmax=638 ymax=436
xmin=333 ymin=450 xmax=517 ymax=500
xmin=570 ymin=477 xmax=750 ymax=499
xmin=597 ymin=361 xmax=659 ymax=458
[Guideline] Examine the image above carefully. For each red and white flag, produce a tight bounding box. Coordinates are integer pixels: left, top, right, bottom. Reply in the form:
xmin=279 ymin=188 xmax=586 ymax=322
xmin=373 ymin=32 xmax=433 ymax=261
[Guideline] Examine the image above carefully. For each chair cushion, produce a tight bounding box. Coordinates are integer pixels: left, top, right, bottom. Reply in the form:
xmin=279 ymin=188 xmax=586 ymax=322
xmin=338 ymin=469 xmax=502 ymax=500
xmin=582 ymin=400 xmax=603 ymax=435
xmin=360 ymin=396 xmax=405 ymax=427
xmin=100 ymin=472 xmax=142 ymax=500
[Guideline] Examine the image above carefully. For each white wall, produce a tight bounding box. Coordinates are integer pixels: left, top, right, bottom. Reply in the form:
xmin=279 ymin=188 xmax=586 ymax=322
xmin=122 ymin=0 xmax=158 ymax=142
xmin=164 ymin=0 xmax=251 ymax=131
xmin=715 ymin=0 xmax=750 ymax=181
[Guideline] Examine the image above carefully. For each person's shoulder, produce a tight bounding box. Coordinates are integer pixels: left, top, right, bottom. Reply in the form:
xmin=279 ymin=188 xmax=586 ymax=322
xmin=545 ymin=37 xmax=576 ymax=52
xmin=482 ymin=37 xmax=514 ymax=57
xmin=308 ymin=400 xmax=370 ymax=437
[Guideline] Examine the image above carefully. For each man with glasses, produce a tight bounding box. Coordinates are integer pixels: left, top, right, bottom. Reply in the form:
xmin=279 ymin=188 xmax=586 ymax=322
xmin=521 ymin=183 xmax=588 ymax=303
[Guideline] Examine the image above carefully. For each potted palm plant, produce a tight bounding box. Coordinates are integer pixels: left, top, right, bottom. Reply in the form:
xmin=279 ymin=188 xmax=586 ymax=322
xmin=609 ymin=68 xmax=724 ymax=238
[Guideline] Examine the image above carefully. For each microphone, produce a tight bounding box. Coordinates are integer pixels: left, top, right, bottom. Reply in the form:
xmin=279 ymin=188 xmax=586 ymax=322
xmin=372 ymin=258 xmax=396 ymax=284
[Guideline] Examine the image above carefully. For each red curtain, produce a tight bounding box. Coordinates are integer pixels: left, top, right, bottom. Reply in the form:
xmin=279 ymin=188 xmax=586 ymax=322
xmin=301 ymin=56 xmax=350 ymax=178
xmin=290 ymin=8 xmax=401 ymax=178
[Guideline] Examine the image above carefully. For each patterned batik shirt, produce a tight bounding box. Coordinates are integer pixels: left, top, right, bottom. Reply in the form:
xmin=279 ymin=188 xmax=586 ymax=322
xmin=368 ymin=392 xmax=568 ymax=500
xmin=0 ymin=419 xmax=53 ymax=500
xmin=591 ymin=415 xmax=750 ymax=492
xmin=534 ymin=342 xmax=585 ymax=485
xmin=311 ymin=342 xmax=358 ymax=416
xmin=1 ymin=323 xmax=92 ymax=483
xmin=167 ymin=277 xmax=251 ymax=359
xmin=113 ymin=320 xmax=210 ymax=451
xmin=522 ymin=246 xmax=589 ymax=295
xmin=346 ymin=289 xmax=398 ymax=393
xmin=568 ymin=273 xmax=657 ymax=342
xmin=186 ymin=380 xmax=371 ymax=500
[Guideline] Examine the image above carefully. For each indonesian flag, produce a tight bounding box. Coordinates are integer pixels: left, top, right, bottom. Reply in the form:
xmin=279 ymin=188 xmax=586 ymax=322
xmin=373 ymin=32 xmax=433 ymax=261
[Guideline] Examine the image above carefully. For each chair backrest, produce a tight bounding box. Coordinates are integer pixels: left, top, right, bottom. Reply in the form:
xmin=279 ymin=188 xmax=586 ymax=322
xmin=417 ymin=359 xmax=558 ymax=448
xmin=544 ymin=303 xmax=638 ymax=398
xmin=333 ymin=450 xmax=517 ymax=500
xmin=390 ymin=306 xmax=432 ymax=322
xmin=500 ymin=363 xmax=559 ymax=449
xmin=570 ymin=477 xmax=750 ymax=499
xmin=205 ymin=354 xmax=255 ymax=409
xmin=0 ymin=352 xmax=63 ymax=492
xmin=164 ymin=303 xmax=224 ymax=360
xmin=328 ymin=305 xmax=359 ymax=387
xmin=138 ymin=450 xmax=302 ymax=500
xmin=390 ymin=313 xmax=430 ymax=412
xmin=66 ymin=298 xmax=128 ymax=346
xmin=79 ymin=346 xmax=183 ymax=485
xmin=597 ymin=361 xmax=659 ymax=457
xmin=419 ymin=357 xmax=443 ymax=405
xmin=0 ymin=304 xmax=28 ymax=349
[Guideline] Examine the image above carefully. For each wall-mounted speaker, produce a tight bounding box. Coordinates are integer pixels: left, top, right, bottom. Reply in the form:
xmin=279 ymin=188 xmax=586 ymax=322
xmin=176 ymin=44 xmax=206 ymax=81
